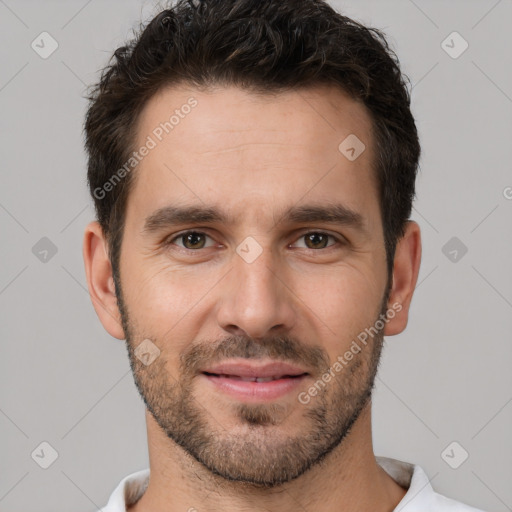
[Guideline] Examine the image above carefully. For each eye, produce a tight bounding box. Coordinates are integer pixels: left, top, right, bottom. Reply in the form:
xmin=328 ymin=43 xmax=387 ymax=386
xmin=164 ymin=230 xmax=343 ymax=253
xmin=167 ymin=231 xmax=216 ymax=250
xmin=290 ymin=231 xmax=341 ymax=250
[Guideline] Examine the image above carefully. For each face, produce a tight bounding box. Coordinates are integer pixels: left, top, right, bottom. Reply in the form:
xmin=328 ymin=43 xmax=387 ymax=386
xmin=114 ymin=83 xmax=392 ymax=486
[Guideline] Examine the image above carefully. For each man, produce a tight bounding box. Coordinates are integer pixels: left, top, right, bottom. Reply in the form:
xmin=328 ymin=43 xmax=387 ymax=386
xmin=82 ymin=0 xmax=484 ymax=510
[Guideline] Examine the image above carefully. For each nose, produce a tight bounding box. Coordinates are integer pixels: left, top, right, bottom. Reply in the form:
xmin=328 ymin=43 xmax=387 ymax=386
xmin=216 ymin=244 xmax=297 ymax=339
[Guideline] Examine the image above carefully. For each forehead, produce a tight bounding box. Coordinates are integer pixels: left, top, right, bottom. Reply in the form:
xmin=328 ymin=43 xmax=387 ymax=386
xmin=136 ymin=82 xmax=373 ymax=153
xmin=127 ymin=83 xmax=380 ymax=233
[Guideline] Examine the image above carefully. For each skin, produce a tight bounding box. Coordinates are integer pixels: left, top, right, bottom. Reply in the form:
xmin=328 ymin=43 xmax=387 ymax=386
xmin=83 ymin=83 xmax=421 ymax=512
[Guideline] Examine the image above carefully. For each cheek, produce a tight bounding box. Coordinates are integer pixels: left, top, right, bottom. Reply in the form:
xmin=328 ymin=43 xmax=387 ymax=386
xmin=121 ymin=257 xmax=220 ymax=337
xmin=297 ymin=265 xmax=383 ymax=351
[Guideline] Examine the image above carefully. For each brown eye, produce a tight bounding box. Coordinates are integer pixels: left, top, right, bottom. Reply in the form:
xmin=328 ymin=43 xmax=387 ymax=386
xmin=168 ymin=231 xmax=215 ymax=250
xmin=182 ymin=232 xmax=205 ymax=249
xmin=304 ymin=233 xmax=330 ymax=249
xmin=291 ymin=232 xmax=338 ymax=250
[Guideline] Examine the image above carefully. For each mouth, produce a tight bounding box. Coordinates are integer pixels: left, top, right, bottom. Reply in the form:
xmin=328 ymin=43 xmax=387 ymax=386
xmin=202 ymin=372 xmax=307 ymax=382
xmin=199 ymin=360 xmax=310 ymax=401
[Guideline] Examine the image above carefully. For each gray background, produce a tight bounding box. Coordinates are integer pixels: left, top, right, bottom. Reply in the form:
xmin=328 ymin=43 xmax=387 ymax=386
xmin=0 ymin=0 xmax=511 ymax=511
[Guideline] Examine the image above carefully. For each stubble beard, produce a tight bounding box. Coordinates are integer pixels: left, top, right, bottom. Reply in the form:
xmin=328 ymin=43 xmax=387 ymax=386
xmin=115 ymin=273 xmax=389 ymax=487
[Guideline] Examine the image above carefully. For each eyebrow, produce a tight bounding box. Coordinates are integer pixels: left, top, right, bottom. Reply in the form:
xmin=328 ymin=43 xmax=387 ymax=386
xmin=142 ymin=203 xmax=368 ymax=236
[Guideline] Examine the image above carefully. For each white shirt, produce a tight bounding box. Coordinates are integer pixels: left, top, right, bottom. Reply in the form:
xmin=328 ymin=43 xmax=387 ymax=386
xmin=100 ymin=456 xmax=485 ymax=511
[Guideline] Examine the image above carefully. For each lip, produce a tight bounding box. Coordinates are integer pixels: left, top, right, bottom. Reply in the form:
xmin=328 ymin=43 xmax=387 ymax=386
xmin=200 ymin=359 xmax=310 ymax=402
xmin=200 ymin=360 xmax=309 ymax=379
xmin=201 ymin=373 xmax=309 ymax=401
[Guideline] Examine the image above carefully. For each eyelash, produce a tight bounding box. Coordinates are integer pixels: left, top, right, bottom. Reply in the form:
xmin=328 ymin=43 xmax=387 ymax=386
xmin=164 ymin=230 xmax=344 ymax=253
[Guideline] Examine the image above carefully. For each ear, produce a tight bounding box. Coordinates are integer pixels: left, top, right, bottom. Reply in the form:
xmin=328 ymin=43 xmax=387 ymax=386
xmin=82 ymin=221 xmax=125 ymax=340
xmin=383 ymin=220 xmax=422 ymax=336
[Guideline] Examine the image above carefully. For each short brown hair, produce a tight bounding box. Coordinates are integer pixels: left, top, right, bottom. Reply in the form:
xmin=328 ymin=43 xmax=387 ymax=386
xmin=84 ymin=0 xmax=420 ymax=291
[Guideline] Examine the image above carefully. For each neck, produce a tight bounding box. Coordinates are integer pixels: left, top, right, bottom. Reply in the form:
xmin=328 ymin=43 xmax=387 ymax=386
xmin=128 ymin=403 xmax=407 ymax=512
